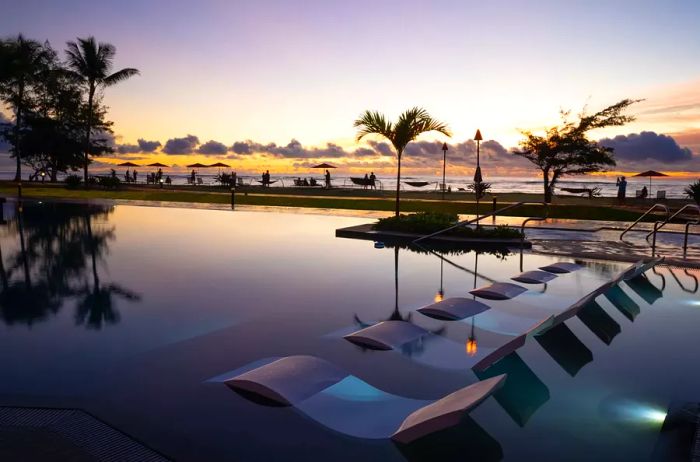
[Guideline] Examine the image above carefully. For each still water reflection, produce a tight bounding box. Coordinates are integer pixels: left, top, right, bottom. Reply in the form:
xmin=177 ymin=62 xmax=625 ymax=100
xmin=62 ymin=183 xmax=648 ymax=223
xmin=0 ymin=201 xmax=139 ymax=328
xmin=0 ymin=200 xmax=698 ymax=461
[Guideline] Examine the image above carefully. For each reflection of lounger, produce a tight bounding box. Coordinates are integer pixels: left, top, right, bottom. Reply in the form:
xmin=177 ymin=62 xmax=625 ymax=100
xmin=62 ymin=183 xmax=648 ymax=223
xmin=220 ymin=355 xmax=506 ymax=443
xmin=604 ymin=285 xmax=640 ymax=321
xmin=576 ymin=301 xmax=621 ymax=345
xmin=624 ymin=274 xmax=663 ymax=305
xmin=535 ymin=323 xmax=593 ymax=377
xmin=475 ymin=352 xmax=550 ymax=427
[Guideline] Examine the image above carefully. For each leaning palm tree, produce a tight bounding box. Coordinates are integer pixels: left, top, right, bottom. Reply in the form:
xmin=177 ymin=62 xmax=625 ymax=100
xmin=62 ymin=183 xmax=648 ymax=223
xmin=354 ymin=107 xmax=451 ymax=216
xmin=65 ymin=37 xmax=138 ymax=184
xmin=0 ymin=35 xmax=52 ymax=181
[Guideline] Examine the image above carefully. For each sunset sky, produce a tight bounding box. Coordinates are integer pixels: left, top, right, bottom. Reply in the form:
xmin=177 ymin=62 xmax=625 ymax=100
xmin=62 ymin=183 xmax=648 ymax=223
xmin=2 ymin=0 xmax=700 ymax=176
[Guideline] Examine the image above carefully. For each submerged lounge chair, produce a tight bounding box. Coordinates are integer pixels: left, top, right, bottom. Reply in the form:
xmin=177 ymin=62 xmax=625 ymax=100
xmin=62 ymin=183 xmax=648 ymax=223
xmin=222 ymin=355 xmax=506 ymax=443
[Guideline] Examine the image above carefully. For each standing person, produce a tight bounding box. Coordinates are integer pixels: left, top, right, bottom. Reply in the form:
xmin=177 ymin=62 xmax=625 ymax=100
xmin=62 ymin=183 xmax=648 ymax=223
xmin=157 ymin=168 xmax=163 ymax=182
xmin=363 ymin=173 xmax=369 ymax=190
xmin=325 ymin=169 xmax=331 ymax=189
xmin=133 ymin=170 xmax=138 ymax=183
xmin=616 ymin=176 xmax=627 ymax=204
xmin=231 ymin=171 xmax=237 ymax=187
xmin=125 ymin=169 xmax=131 ymax=183
xmin=369 ymin=172 xmax=377 ymax=190
xmin=191 ymin=169 xmax=196 ymax=184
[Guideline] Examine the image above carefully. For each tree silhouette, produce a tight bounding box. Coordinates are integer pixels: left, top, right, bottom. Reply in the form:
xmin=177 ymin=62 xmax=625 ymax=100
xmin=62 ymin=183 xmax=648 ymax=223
xmin=0 ymin=35 xmax=52 ymax=181
xmin=513 ymin=99 xmax=639 ymax=203
xmin=65 ymin=37 xmax=138 ymax=184
xmin=354 ymin=107 xmax=451 ymax=216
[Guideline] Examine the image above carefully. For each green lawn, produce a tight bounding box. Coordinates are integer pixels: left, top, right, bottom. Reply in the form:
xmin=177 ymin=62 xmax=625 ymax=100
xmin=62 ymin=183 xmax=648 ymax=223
xmin=0 ymin=182 xmax=681 ymax=222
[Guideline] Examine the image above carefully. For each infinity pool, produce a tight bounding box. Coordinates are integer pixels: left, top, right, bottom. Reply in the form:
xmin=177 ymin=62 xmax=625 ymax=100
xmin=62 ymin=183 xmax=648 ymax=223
xmin=0 ymin=200 xmax=698 ymax=461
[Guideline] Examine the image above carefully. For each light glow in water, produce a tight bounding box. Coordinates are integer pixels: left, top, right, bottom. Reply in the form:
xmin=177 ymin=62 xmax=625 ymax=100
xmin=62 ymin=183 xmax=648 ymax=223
xmin=639 ymin=408 xmax=667 ymax=423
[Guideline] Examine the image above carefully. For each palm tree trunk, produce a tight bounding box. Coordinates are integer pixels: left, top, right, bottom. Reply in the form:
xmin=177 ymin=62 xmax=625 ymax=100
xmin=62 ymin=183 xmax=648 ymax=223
xmin=395 ymin=151 xmax=402 ymax=217
xmin=83 ymin=84 xmax=95 ymax=187
xmin=543 ymin=169 xmax=551 ymax=204
xmin=13 ymin=82 xmax=25 ymax=182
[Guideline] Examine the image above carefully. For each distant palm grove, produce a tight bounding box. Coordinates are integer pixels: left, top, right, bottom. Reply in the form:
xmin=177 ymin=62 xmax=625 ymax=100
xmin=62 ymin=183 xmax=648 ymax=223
xmin=0 ymin=34 xmax=138 ymax=183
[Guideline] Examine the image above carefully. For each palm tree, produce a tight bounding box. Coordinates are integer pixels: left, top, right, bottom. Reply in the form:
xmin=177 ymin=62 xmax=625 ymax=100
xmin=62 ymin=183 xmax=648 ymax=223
xmin=354 ymin=107 xmax=451 ymax=217
xmin=0 ymin=35 xmax=52 ymax=181
xmin=65 ymin=37 xmax=139 ymax=184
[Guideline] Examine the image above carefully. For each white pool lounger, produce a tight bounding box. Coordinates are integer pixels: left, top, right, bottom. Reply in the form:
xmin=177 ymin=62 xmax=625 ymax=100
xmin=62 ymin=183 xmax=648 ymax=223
xmin=470 ymin=282 xmax=528 ymax=300
xmin=417 ymin=297 xmax=491 ymax=320
xmin=343 ymin=320 xmax=429 ymax=350
xmin=511 ymin=270 xmax=558 ymax=284
xmin=224 ymin=354 xmax=506 ymax=443
xmin=226 ymin=356 xmax=348 ymax=405
xmin=539 ymin=262 xmax=583 ymax=274
xmin=391 ymin=374 xmax=506 ymax=443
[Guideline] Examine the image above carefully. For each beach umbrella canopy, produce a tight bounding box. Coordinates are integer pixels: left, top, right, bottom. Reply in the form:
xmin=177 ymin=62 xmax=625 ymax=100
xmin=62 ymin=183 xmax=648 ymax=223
xmin=147 ymin=162 xmax=168 ymax=168
xmin=208 ymin=162 xmax=231 ymax=168
xmin=633 ymin=170 xmax=668 ymax=194
xmin=117 ymin=161 xmax=139 ymax=167
xmin=186 ymin=163 xmax=208 ymax=168
xmin=311 ymin=163 xmax=336 ymax=169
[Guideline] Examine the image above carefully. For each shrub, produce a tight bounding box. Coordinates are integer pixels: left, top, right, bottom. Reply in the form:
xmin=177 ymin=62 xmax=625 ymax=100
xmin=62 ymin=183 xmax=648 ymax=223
xmin=97 ymin=176 xmax=121 ymax=189
xmin=685 ymin=180 xmax=700 ymax=204
xmin=466 ymin=181 xmax=492 ymax=199
xmin=64 ymin=174 xmax=82 ymax=189
xmin=374 ymin=212 xmax=523 ymax=239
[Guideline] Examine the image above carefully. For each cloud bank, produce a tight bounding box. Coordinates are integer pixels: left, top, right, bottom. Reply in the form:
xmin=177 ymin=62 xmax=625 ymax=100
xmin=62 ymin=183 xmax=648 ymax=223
xmin=163 ymin=135 xmax=200 ymax=154
xmin=600 ymin=131 xmax=693 ymax=163
xmin=197 ymin=140 xmax=228 ymax=155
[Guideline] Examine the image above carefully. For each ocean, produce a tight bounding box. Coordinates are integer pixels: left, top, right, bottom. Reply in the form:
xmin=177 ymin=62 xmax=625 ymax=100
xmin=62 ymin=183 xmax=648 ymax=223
xmin=2 ymin=167 xmax=696 ymax=199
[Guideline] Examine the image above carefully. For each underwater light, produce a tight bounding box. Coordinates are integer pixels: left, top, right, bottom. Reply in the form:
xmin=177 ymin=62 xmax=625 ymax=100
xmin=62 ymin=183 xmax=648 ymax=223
xmin=639 ymin=408 xmax=667 ymax=423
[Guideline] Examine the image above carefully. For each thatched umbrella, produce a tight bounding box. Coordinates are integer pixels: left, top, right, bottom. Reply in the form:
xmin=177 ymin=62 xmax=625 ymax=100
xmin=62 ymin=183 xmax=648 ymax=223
xmin=117 ymin=161 xmax=139 ymax=167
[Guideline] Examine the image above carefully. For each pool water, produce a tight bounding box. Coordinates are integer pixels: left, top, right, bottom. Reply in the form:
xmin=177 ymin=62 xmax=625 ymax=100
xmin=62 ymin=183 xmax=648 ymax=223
xmin=0 ymin=201 xmax=698 ymax=461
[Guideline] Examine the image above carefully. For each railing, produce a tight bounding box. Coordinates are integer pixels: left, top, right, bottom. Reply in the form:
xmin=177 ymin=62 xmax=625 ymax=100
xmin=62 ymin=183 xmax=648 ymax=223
xmin=619 ymin=203 xmax=670 ymax=241
xmin=645 ymin=204 xmax=700 ymax=239
xmin=413 ymin=201 xmax=548 ymax=243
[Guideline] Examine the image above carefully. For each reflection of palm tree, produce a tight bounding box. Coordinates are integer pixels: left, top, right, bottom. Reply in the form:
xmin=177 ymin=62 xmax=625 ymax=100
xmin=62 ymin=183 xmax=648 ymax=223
xmin=75 ymin=213 xmax=140 ymax=329
xmin=0 ymin=202 xmax=140 ymax=327
xmin=0 ymin=202 xmax=59 ymax=325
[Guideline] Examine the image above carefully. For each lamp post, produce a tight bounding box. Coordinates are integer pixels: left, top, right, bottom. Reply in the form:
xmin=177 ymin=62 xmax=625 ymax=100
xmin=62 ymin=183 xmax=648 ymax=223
xmin=441 ymin=142 xmax=448 ymax=200
xmin=474 ymin=129 xmax=483 ymax=227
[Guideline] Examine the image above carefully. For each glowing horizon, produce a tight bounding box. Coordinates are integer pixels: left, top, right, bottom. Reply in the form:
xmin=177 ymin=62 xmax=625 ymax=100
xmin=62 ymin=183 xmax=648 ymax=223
xmin=2 ymin=0 xmax=699 ymax=176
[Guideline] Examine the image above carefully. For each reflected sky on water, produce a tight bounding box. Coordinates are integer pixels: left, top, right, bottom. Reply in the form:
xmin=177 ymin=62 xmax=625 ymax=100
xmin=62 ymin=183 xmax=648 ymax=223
xmin=0 ymin=200 xmax=699 ymax=461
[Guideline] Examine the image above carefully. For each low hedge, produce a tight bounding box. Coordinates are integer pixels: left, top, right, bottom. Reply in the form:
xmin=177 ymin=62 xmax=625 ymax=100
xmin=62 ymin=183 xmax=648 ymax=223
xmin=374 ymin=212 xmax=523 ymax=239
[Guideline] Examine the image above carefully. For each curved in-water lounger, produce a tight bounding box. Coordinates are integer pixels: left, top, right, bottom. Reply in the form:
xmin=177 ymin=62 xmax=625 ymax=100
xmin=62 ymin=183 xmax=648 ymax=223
xmin=221 ymin=355 xmax=506 ymax=443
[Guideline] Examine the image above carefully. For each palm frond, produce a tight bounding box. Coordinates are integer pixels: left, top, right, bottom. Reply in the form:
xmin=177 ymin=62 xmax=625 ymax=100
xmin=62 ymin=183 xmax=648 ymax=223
xmin=103 ymin=68 xmax=139 ymax=86
xmin=353 ymin=110 xmax=393 ymax=142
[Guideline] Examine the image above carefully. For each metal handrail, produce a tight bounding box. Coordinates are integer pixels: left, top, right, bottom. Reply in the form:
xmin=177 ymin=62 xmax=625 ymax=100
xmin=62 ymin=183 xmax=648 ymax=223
xmin=619 ymin=203 xmax=669 ymax=240
xmin=645 ymin=204 xmax=700 ymax=239
xmin=413 ymin=201 xmax=548 ymax=243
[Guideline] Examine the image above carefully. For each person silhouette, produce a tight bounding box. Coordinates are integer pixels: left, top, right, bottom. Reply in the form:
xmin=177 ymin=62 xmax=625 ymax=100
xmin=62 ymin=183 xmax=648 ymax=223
xmin=369 ymin=172 xmax=376 ymax=190
xmin=325 ymin=169 xmax=331 ymax=189
xmin=616 ymin=176 xmax=627 ymax=204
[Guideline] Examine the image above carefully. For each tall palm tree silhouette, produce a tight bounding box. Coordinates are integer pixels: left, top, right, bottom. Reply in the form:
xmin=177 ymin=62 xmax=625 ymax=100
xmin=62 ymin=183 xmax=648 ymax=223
xmin=354 ymin=107 xmax=451 ymax=216
xmin=0 ymin=35 xmax=52 ymax=181
xmin=65 ymin=37 xmax=139 ymax=184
